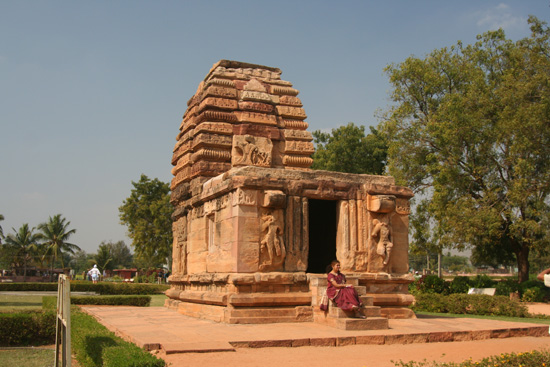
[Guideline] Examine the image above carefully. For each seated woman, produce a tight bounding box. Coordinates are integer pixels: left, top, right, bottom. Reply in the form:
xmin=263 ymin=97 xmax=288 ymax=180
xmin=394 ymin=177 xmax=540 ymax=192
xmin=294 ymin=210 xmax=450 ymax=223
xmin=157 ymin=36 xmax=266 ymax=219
xmin=326 ymin=260 xmax=365 ymax=318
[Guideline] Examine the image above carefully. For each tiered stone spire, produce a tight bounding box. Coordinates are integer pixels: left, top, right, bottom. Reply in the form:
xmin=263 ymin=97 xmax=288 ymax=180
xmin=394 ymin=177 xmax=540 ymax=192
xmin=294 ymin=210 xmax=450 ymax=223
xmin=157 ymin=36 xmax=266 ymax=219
xmin=171 ymin=60 xmax=314 ymax=197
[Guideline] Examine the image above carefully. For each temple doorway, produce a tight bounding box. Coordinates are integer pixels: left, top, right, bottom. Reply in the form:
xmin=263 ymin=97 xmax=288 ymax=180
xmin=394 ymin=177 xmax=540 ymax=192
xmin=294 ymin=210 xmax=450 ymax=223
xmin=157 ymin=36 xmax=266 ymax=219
xmin=307 ymin=199 xmax=337 ymax=273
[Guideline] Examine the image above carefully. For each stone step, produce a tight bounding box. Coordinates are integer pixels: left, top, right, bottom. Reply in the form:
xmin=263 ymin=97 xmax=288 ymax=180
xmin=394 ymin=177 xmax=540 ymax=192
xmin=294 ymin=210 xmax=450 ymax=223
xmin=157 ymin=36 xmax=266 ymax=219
xmin=359 ymin=295 xmax=374 ymax=306
xmin=328 ymin=305 xmax=382 ymax=319
xmin=334 ymin=317 xmax=389 ymax=330
xmin=226 ymin=316 xmax=301 ymax=324
xmin=227 ymin=307 xmax=297 ymax=318
xmin=313 ymin=311 xmax=389 ymax=330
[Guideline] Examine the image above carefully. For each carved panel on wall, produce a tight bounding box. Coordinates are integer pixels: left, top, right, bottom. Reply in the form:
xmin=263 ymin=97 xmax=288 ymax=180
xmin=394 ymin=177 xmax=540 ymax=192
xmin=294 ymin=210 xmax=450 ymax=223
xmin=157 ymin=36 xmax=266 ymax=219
xmin=259 ymin=209 xmax=286 ymax=271
xmin=232 ymin=135 xmax=273 ymax=167
xmin=232 ymin=188 xmax=257 ymax=206
xmin=396 ymin=198 xmax=411 ymax=215
xmin=173 ymin=216 xmax=188 ymax=275
xmin=367 ymin=216 xmax=393 ymax=273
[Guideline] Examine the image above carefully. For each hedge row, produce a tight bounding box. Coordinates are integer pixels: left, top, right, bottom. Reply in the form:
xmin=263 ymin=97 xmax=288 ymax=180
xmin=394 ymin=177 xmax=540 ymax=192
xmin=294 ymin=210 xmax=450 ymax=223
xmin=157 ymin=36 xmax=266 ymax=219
xmin=42 ymin=295 xmax=152 ymax=309
xmin=71 ymin=309 xmax=165 ymax=367
xmin=413 ymin=293 xmax=529 ymax=317
xmin=410 ymin=275 xmax=550 ymax=302
xmin=0 ymin=311 xmax=56 ymax=346
xmin=0 ymin=282 xmax=169 ymax=295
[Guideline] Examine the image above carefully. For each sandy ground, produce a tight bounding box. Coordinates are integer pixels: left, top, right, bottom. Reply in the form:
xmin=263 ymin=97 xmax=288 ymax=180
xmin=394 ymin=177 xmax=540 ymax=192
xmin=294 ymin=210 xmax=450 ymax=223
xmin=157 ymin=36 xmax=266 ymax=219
xmin=161 ymin=336 xmax=550 ymax=367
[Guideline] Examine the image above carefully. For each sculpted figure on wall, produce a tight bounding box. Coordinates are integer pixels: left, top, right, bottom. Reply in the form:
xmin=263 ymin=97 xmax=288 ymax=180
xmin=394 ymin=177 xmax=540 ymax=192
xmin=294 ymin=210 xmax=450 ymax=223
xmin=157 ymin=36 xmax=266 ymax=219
xmin=259 ymin=211 xmax=286 ymax=271
xmin=232 ymin=135 xmax=272 ymax=167
xmin=371 ymin=218 xmax=393 ymax=266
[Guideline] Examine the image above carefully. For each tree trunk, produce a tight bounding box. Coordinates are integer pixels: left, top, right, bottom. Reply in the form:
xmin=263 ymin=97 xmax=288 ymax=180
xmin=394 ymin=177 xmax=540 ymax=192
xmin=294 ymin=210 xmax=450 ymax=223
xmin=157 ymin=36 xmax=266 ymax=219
xmin=516 ymin=244 xmax=530 ymax=283
xmin=426 ymin=254 xmax=430 ymax=271
xmin=23 ymin=256 xmax=27 ymax=283
xmin=437 ymin=252 xmax=442 ymax=278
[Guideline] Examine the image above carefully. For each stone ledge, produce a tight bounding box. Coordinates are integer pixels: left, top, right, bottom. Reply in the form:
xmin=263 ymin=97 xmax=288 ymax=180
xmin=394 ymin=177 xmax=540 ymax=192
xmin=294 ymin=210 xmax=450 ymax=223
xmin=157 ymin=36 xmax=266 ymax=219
xmin=227 ymin=327 xmax=550 ymax=350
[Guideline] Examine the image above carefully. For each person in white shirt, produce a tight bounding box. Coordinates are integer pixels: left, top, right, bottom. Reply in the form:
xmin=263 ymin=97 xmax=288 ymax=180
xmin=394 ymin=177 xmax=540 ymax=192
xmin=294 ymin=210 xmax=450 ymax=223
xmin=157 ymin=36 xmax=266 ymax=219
xmin=88 ymin=265 xmax=101 ymax=284
xmin=537 ymin=268 xmax=550 ymax=287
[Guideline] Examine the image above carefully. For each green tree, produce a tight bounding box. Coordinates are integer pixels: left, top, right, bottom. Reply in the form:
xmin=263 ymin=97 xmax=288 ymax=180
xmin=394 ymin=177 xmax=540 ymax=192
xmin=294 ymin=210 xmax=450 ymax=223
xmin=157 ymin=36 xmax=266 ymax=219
xmin=94 ymin=243 xmax=113 ymax=274
xmin=105 ymin=240 xmax=133 ymax=269
xmin=441 ymin=253 xmax=472 ymax=273
xmin=380 ymin=17 xmax=550 ymax=283
xmin=69 ymin=250 xmax=95 ymax=274
xmin=38 ymin=214 xmax=80 ymax=268
xmin=119 ymin=175 xmax=172 ymax=268
xmin=93 ymin=240 xmax=133 ymax=273
xmin=4 ymin=224 xmax=41 ymax=281
xmin=311 ymin=123 xmax=387 ymax=174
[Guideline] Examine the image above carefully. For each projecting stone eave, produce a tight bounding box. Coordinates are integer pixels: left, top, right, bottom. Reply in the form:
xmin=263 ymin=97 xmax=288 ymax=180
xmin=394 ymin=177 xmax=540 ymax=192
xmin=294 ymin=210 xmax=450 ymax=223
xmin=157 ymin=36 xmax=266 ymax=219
xmin=198 ymin=166 xmax=413 ymax=202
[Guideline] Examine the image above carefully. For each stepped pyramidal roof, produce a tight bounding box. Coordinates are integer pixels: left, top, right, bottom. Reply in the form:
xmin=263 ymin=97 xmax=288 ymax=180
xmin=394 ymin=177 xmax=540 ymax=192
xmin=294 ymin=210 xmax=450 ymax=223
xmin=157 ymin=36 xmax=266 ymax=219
xmin=171 ymin=60 xmax=314 ymax=194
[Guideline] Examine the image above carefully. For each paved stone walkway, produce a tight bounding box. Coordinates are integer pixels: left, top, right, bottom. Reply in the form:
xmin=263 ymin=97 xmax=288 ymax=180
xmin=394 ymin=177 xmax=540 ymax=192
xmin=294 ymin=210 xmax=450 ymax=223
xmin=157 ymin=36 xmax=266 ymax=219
xmin=80 ymin=306 xmax=550 ymax=354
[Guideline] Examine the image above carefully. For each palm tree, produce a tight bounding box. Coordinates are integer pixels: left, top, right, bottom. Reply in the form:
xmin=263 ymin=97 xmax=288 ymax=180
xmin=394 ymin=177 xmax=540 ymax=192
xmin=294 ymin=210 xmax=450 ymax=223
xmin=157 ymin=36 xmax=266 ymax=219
xmin=38 ymin=214 xmax=80 ymax=268
xmin=4 ymin=223 xmax=41 ymax=281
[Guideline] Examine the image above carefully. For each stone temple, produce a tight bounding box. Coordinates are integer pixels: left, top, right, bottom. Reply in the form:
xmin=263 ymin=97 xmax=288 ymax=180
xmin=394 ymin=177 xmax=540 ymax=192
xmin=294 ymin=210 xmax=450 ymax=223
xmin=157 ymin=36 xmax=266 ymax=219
xmin=165 ymin=60 xmax=415 ymax=329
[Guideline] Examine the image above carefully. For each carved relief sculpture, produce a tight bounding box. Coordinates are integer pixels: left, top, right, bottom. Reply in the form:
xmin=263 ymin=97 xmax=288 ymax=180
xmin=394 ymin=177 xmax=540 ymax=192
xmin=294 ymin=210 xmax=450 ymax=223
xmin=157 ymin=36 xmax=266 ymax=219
xmin=371 ymin=219 xmax=393 ymax=265
xmin=232 ymin=135 xmax=272 ymax=167
xmin=259 ymin=211 xmax=286 ymax=271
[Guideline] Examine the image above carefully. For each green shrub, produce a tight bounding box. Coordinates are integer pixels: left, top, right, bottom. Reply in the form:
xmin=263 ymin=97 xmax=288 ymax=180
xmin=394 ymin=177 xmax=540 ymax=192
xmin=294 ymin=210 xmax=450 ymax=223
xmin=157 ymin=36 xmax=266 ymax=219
xmin=0 ymin=311 xmax=56 ymax=346
xmin=415 ymin=275 xmax=450 ymax=294
xmin=412 ymin=293 xmax=528 ymax=317
xmin=71 ymin=309 xmax=165 ymax=367
xmin=449 ymin=276 xmax=471 ymax=294
xmin=42 ymin=295 xmax=151 ymax=308
xmin=522 ymin=288 xmax=545 ymax=302
xmin=393 ymin=349 xmax=550 ymax=366
xmin=412 ymin=293 xmax=448 ymax=313
xmin=494 ymin=278 xmax=520 ymax=296
xmin=470 ymin=274 xmax=496 ymax=288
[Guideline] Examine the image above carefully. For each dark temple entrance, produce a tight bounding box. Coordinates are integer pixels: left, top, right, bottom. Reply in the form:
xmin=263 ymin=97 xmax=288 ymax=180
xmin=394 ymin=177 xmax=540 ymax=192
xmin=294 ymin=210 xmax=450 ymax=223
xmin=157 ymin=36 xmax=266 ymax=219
xmin=307 ymin=199 xmax=337 ymax=273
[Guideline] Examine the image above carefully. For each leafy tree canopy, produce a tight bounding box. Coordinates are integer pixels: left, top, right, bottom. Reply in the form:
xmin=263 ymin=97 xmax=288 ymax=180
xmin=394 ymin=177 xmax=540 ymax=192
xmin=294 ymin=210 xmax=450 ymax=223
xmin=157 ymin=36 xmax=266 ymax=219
xmin=37 ymin=214 xmax=80 ymax=268
xmin=380 ymin=16 xmax=550 ymax=282
xmin=94 ymin=243 xmax=113 ymax=273
xmin=92 ymin=240 xmax=133 ymax=272
xmin=4 ymin=223 xmax=41 ymax=278
xmin=311 ymin=122 xmax=387 ymax=175
xmin=119 ymin=174 xmax=172 ymax=268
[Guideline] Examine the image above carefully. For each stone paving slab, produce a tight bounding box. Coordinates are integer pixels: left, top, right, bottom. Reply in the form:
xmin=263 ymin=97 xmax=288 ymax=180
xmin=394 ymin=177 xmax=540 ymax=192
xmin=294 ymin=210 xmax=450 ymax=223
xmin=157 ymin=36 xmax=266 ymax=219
xmin=80 ymin=306 xmax=550 ymax=354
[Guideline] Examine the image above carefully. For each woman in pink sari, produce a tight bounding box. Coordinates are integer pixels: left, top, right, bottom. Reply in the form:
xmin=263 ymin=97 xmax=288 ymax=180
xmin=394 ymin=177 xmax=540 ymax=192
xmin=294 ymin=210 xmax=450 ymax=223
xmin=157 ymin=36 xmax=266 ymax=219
xmin=326 ymin=260 xmax=365 ymax=318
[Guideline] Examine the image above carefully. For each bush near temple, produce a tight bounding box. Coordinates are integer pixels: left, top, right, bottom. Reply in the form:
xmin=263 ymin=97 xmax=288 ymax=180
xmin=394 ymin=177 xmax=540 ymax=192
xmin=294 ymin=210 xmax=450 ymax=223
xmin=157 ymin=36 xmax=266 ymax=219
xmin=393 ymin=349 xmax=550 ymax=367
xmin=71 ymin=309 xmax=165 ymax=367
xmin=410 ymin=275 xmax=549 ymax=301
xmin=413 ymin=293 xmax=528 ymax=317
xmin=0 ymin=311 xmax=55 ymax=346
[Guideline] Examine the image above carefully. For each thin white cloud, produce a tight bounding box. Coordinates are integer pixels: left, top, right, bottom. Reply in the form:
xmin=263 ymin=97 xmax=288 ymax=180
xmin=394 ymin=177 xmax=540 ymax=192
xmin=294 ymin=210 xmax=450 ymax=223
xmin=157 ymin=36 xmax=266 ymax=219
xmin=474 ymin=3 xmax=527 ymax=31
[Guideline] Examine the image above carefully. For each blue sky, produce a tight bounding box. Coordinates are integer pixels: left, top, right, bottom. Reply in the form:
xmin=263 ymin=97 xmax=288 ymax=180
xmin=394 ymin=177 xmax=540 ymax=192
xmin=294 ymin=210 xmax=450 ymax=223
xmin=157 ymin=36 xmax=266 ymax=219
xmin=1 ymin=1 xmax=548 ymax=254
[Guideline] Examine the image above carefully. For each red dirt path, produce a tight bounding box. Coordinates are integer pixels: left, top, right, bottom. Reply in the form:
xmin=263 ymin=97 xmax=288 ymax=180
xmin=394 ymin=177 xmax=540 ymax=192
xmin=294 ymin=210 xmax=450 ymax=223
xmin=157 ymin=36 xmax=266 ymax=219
xmin=161 ymin=336 xmax=550 ymax=367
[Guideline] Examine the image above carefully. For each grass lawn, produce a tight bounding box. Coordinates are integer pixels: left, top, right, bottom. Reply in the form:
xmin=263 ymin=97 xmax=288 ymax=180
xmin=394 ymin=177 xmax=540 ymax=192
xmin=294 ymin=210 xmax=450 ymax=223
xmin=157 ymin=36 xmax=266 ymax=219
xmin=0 ymin=293 xmax=167 ymax=311
xmin=0 ymin=348 xmax=54 ymax=367
xmin=149 ymin=294 xmax=167 ymax=307
xmin=0 ymin=294 xmax=44 ymax=312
